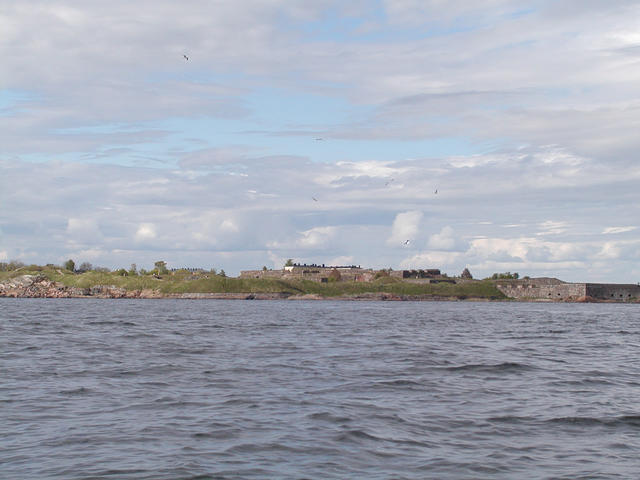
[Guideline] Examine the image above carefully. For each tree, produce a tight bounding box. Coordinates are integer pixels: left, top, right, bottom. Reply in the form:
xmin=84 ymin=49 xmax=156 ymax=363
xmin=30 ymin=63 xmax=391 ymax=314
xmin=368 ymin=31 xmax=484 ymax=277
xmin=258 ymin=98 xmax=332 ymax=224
xmin=262 ymin=266 xmax=268 ymax=271
xmin=154 ymin=260 xmax=168 ymax=275
xmin=284 ymin=259 xmax=294 ymax=267
xmin=77 ymin=262 xmax=93 ymax=273
xmin=490 ymin=272 xmax=519 ymax=280
xmin=128 ymin=263 xmax=137 ymax=276
xmin=64 ymin=259 xmax=75 ymax=272
xmin=219 ymin=269 xmax=226 ymax=277
xmin=0 ymin=260 xmax=25 ymax=271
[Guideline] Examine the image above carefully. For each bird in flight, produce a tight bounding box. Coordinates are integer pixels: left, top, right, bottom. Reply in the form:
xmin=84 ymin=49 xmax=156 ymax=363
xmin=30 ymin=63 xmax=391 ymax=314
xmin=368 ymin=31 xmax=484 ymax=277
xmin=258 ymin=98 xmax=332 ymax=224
xmin=183 ymin=54 xmax=189 ymax=61
xmin=385 ymin=178 xmax=395 ymax=187
xmin=403 ymin=239 xmax=411 ymax=245
xmin=312 ymin=197 xmax=318 ymax=202
xmin=315 ymin=137 xmax=324 ymax=141
xmin=434 ymin=188 xmax=438 ymax=194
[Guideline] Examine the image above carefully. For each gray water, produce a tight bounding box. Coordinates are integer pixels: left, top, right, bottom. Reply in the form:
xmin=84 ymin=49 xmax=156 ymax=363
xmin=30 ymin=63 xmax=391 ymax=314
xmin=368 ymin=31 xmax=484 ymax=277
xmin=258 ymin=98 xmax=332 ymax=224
xmin=2 ymin=299 xmax=640 ymax=479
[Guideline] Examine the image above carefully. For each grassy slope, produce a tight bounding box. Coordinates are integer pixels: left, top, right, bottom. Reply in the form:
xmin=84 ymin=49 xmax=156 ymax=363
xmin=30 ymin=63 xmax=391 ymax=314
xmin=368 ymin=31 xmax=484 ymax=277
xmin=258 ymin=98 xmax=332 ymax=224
xmin=1 ymin=267 xmax=507 ymax=299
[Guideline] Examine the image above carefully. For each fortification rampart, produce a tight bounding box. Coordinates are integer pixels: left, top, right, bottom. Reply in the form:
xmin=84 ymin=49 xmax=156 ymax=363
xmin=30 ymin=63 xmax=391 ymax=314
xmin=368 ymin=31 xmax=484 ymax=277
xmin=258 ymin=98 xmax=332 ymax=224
xmin=239 ymin=267 xmax=373 ymax=283
xmin=496 ymin=279 xmax=586 ymax=301
xmin=586 ymin=283 xmax=640 ymax=301
xmin=496 ymin=278 xmax=640 ymax=301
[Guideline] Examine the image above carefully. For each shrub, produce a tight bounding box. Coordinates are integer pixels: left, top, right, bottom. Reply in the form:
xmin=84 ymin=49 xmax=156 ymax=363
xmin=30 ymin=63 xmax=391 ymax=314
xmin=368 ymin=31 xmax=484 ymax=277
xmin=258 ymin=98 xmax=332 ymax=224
xmin=490 ymin=272 xmax=519 ymax=280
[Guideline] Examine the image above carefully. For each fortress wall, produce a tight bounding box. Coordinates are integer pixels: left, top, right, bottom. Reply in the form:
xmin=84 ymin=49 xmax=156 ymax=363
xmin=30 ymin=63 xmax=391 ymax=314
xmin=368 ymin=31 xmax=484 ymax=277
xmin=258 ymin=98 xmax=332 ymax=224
xmin=586 ymin=283 xmax=640 ymax=301
xmin=496 ymin=281 xmax=586 ymax=300
xmin=239 ymin=270 xmax=287 ymax=279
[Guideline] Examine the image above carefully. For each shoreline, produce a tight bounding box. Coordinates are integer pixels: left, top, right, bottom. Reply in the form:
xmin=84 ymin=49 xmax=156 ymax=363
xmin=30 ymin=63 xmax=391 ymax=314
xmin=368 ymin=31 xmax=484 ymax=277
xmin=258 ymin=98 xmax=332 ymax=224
xmin=0 ymin=289 xmax=631 ymax=303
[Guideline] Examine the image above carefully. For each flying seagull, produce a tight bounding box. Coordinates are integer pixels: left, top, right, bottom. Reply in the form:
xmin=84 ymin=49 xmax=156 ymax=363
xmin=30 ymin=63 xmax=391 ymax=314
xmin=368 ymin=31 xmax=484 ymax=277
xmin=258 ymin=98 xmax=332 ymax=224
xmin=403 ymin=239 xmax=411 ymax=245
xmin=183 ymin=54 xmax=189 ymax=61
xmin=312 ymin=197 xmax=318 ymax=202
xmin=434 ymin=188 xmax=438 ymax=194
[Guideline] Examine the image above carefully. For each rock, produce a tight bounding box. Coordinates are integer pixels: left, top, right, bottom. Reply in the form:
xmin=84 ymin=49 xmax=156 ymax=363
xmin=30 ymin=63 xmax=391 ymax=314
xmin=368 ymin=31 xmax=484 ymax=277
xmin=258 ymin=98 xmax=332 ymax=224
xmin=576 ymin=295 xmax=598 ymax=303
xmin=8 ymin=275 xmax=39 ymax=288
xmin=69 ymin=287 xmax=91 ymax=296
xmin=288 ymin=294 xmax=323 ymax=300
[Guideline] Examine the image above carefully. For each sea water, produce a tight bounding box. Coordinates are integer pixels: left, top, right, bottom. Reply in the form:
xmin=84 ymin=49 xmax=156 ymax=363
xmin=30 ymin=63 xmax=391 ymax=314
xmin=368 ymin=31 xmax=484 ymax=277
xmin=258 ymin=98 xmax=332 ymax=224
xmin=2 ymin=298 xmax=640 ymax=479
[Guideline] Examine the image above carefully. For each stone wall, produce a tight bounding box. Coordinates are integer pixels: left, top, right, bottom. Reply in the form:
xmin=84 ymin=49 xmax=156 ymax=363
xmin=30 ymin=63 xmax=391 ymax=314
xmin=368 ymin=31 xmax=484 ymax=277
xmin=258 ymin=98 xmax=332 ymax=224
xmin=495 ymin=278 xmax=586 ymax=301
xmin=496 ymin=278 xmax=640 ymax=301
xmin=239 ymin=270 xmax=289 ymax=279
xmin=586 ymin=283 xmax=640 ymax=301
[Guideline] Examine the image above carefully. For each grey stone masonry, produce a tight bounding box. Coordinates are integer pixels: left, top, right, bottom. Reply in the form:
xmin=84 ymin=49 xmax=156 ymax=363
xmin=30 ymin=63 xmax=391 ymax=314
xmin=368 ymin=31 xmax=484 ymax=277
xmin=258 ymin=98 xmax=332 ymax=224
xmin=496 ymin=278 xmax=640 ymax=301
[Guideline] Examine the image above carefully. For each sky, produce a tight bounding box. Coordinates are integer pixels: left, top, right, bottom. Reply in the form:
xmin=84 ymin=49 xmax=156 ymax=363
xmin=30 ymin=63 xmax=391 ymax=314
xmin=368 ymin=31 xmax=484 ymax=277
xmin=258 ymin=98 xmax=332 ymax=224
xmin=2 ymin=0 xmax=640 ymax=282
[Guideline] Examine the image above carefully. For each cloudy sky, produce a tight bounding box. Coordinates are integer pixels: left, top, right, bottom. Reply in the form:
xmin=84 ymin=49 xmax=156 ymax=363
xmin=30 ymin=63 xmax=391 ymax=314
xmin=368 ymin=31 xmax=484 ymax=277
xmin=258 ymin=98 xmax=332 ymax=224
xmin=2 ymin=1 xmax=640 ymax=281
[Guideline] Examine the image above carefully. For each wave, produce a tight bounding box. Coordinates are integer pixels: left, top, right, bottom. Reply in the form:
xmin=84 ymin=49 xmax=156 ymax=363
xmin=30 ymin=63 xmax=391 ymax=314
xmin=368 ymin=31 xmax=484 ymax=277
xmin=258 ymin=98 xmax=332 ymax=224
xmin=445 ymin=361 xmax=533 ymax=373
xmin=58 ymin=386 xmax=91 ymax=395
xmin=375 ymin=379 xmax=422 ymax=386
xmin=490 ymin=415 xmax=640 ymax=428
xmin=308 ymin=411 xmax=353 ymax=424
xmin=547 ymin=415 xmax=640 ymax=427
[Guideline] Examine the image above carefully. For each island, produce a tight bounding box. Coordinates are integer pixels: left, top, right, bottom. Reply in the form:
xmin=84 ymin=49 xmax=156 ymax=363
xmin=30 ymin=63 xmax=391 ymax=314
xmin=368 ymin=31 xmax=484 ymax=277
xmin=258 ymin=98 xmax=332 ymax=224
xmin=1 ymin=262 xmax=639 ymax=302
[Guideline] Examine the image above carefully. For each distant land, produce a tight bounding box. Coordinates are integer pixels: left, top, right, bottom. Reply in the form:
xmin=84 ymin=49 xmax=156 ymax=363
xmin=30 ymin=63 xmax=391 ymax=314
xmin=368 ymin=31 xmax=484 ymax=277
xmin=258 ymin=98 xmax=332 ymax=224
xmin=1 ymin=262 xmax=639 ymax=302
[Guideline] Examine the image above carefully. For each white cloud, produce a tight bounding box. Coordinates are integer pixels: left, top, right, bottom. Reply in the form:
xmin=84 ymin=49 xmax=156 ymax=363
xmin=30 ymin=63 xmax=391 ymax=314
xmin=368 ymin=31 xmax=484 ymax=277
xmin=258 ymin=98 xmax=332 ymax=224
xmin=135 ymin=223 xmax=157 ymax=242
xmin=427 ymin=226 xmax=457 ymax=250
xmin=401 ymin=251 xmax=462 ymax=270
xmin=220 ymin=219 xmax=239 ymax=233
xmin=388 ymin=211 xmax=423 ymax=245
xmin=467 ymin=237 xmax=534 ymax=262
xmin=597 ymin=242 xmax=622 ymax=260
xmin=297 ymin=226 xmax=336 ymax=248
xmin=537 ymin=221 xmax=569 ymax=236
xmin=603 ymin=226 xmax=637 ymax=235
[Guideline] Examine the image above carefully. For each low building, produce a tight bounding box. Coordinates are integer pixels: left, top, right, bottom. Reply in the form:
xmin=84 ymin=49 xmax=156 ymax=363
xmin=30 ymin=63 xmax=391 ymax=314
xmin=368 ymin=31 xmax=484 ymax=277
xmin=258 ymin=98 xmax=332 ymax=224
xmin=390 ymin=269 xmax=442 ymax=279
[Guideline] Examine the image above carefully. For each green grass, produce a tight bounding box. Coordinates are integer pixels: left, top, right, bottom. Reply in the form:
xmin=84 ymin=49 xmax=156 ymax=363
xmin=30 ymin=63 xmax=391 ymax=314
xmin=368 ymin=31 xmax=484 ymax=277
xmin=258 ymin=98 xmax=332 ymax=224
xmin=286 ymin=278 xmax=505 ymax=298
xmin=1 ymin=266 xmax=506 ymax=299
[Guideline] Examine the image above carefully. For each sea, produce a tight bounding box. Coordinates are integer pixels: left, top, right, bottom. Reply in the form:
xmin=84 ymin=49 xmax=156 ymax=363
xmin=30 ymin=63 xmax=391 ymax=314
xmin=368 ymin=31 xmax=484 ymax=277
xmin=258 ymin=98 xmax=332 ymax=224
xmin=2 ymin=298 xmax=640 ymax=479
